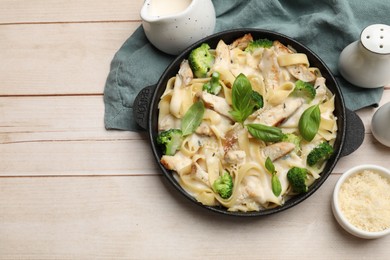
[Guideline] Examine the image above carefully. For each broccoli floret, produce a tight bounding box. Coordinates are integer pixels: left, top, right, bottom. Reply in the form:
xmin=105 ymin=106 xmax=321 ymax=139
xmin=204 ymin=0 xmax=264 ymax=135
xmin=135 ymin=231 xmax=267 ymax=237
xmin=292 ymin=80 xmax=316 ymax=101
xmin=203 ymin=71 xmax=221 ymax=95
xmin=245 ymin=38 xmax=273 ymax=52
xmin=156 ymin=129 xmax=183 ymax=156
xmin=213 ymin=171 xmax=233 ymax=199
xmin=188 ymin=43 xmax=214 ymax=78
xmin=307 ymin=142 xmax=334 ymax=166
xmin=282 ymin=133 xmax=302 ymax=153
xmin=287 ymin=167 xmax=309 ymax=193
xmin=251 ymin=91 xmax=264 ymax=111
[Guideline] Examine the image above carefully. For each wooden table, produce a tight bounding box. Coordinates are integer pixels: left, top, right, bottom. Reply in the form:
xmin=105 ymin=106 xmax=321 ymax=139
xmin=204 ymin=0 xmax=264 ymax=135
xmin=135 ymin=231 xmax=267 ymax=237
xmin=1 ymin=1 xmax=389 ymax=259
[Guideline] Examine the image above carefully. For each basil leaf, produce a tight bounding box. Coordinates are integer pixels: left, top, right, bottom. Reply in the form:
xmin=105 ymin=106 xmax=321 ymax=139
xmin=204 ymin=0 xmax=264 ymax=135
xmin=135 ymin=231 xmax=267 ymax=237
xmin=265 ymin=157 xmax=275 ymax=174
xmin=246 ymin=123 xmax=285 ymax=142
xmin=230 ymin=74 xmax=254 ymax=123
xmin=251 ymin=91 xmax=264 ymax=111
xmin=299 ymin=104 xmax=321 ymax=141
xmin=272 ymin=174 xmax=282 ymax=197
xmin=265 ymin=156 xmax=281 ymax=196
xmin=181 ymin=101 xmax=205 ymax=136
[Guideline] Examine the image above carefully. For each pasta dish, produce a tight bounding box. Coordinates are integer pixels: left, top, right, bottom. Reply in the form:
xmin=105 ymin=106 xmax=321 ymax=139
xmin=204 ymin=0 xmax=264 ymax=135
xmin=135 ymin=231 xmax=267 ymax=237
xmin=156 ymin=34 xmax=337 ymax=212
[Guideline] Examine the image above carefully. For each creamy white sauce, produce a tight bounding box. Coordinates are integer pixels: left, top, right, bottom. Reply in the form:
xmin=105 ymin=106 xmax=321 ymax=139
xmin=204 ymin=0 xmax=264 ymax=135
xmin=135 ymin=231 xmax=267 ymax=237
xmin=148 ymin=0 xmax=192 ymax=17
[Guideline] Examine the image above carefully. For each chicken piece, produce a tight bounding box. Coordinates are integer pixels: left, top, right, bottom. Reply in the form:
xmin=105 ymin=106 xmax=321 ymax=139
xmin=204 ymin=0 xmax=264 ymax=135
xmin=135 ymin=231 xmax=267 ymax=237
xmin=224 ymin=150 xmax=246 ymax=165
xmin=241 ymin=175 xmax=269 ymax=203
xmin=251 ymin=98 xmax=303 ymax=126
xmin=287 ymin=65 xmax=316 ymax=82
xmin=313 ymin=76 xmax=327 ymax=100
xmin=195 ymin=122 xmax=213 ymax=136
xmin=212 ymin=40 xmax=236 ymax=86
xmin=232 ymin=176 xmax=263 ymax=211
xmin=261 ymin=142 xmax=295 ymax=161
xmin=192 ymin=163 xmax=209 ymax=184
xmin=195 ymin=109 xmax=233 ymax=138
xmin=232 ymin=174 xmax=282 ymax=211
xmin=197 ymin=91 xmax=233 ymax=120
xmin=258 ymin=48 xmax=282 ymax=90
xmin=178 ymin=60 xmax=193 ymax=86
xmin=273 ymin=41 xmax=316 ymax=82
xmin=273 ymin=40 xmax=294 ymax=54
xmin=229 ymin=33 xmax=254 ymax=50
xmin=223 ymin=123 xmax=243 ymax=152
xmin=160 ymin=152 xmax=192 ymax=175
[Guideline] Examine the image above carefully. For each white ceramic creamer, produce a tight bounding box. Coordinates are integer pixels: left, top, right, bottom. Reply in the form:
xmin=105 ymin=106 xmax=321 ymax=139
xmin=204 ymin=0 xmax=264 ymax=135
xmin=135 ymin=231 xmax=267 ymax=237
xmin=338 ymin=24 xmax=390 ymax=88
xmin=140 ymin=0 xmax=216 ymax=55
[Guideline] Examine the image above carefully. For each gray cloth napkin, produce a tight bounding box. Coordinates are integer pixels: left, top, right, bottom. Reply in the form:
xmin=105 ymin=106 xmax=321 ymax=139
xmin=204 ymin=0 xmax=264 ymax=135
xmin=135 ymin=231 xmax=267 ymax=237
xmin=104 ymin=0 xmax=387 ymax=131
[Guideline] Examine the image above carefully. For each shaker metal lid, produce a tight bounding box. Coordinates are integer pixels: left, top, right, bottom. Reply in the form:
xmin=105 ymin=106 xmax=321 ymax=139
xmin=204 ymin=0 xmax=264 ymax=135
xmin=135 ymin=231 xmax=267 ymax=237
xmin=360 ymin=24 xmax=390 ymax=55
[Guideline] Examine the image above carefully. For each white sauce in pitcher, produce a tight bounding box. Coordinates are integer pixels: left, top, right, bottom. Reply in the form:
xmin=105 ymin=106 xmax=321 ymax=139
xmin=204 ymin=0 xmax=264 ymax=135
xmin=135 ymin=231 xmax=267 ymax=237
xmin=148 ymin=0 xmax=192 ymax=17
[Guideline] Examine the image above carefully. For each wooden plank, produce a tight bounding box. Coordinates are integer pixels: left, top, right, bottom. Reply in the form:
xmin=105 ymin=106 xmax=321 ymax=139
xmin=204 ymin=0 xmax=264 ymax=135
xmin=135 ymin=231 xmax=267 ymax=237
xmin=336 ymin=89 xmax=390 ymax=171
xmin=1 ymin=92 xmax=389 ymax=177
xmin=1 ymin=91 xmax=389 ymax=143
xmin=0 ymin=95 xmax=140 ymax=143
xmin=0 ymin=139 xmax=158 ymax=176
xmin=0 ymin=96 xmax=156 ymax=176
xmin=1 ymin=131 xmax=387 ymax=177
xmin=0 ymin=22 xmax=140 ymax=95
xmin=335 ymin=133 xmax=390 ymax=172
xmin=0 ymin=0 xmax=143 ymax=24
xmin=0 ymin=175 xmax=389 ymax=259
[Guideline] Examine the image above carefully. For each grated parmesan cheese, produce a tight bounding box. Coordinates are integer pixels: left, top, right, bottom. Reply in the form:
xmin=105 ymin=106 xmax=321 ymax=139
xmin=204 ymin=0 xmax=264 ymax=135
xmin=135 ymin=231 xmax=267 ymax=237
xmin=338 ymin=170 xmax=390 ymax=232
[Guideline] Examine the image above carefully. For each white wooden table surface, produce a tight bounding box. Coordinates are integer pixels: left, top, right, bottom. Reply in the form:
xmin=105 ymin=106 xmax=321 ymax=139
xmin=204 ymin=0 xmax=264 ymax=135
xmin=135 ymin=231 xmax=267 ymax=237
xmin=1 ymin=1 xmax=389 ymax=259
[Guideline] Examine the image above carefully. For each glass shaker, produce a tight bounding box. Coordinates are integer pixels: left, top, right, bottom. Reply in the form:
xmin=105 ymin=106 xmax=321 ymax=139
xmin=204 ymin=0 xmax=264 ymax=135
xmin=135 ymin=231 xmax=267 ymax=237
xmin=338 ymin=24 xmax=390 ymax=88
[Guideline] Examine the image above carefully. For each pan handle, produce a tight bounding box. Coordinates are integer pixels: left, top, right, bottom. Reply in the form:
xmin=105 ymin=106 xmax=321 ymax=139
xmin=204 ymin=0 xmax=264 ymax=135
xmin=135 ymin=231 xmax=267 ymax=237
xmin=133 ymin=85 xmax=155 ymax=130
xmin=340 ymin=109 xmax=365 ymax=157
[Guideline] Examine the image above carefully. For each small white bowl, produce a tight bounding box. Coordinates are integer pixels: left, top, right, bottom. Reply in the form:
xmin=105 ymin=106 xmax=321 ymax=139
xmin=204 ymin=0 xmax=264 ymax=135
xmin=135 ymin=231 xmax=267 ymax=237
xmin=332 ymin=164 xmax=390 ymax=239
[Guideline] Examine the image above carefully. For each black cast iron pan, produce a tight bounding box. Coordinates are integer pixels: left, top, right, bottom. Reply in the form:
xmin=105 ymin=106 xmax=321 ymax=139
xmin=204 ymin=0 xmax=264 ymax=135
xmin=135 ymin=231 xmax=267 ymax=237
xmin=133 ymin=28 xmax=365 ymax=216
